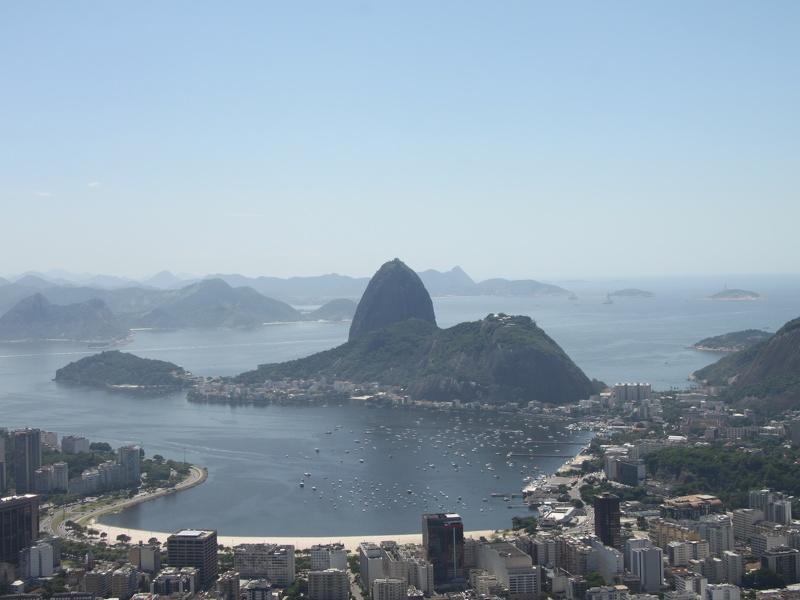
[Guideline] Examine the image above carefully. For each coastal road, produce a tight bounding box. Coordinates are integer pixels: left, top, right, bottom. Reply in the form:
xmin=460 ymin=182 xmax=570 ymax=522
xmin=41 ymin=465 xmax=207 ymax=538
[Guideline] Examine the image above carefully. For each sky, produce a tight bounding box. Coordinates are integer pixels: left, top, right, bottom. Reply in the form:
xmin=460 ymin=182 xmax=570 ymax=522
xmin=1 ymin=1 xmax=798 ymax=281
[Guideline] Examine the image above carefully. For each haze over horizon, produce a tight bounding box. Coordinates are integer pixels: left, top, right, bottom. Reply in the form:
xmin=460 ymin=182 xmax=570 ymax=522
xmin=2 ymin=2 xmax=798 ymax=280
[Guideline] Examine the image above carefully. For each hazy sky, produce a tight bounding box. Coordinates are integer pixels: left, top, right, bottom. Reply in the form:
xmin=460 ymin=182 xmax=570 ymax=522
xmin=1 ymin=2 xmax=798 ymax=280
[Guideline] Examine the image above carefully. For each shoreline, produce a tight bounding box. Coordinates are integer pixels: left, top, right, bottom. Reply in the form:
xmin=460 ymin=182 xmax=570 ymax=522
xmin=88 ymin=521 xmax=500 ymax=551
xmin=86 ymin=447 xmax=592 ymax=551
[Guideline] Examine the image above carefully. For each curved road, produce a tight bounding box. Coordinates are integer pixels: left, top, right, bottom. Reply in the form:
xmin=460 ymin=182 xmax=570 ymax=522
xmin=41 ymin=465 xmax=207 ymax=538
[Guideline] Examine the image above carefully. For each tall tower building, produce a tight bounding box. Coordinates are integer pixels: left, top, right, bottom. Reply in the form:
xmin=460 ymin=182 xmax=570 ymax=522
xmin=167 ymin=529 xmax=218 ymax=589
xmin=422 ymin=513 xmax=465 ymax=588
xmin=594 ymin=493 xmax=621 ymax=549
xmin=0 ymin=494 xmax=40 ymax=565
xmin=118 ymin=445 xmax=142 ymax=486
xmin=13 ymin=429 xmax=41 ymax=494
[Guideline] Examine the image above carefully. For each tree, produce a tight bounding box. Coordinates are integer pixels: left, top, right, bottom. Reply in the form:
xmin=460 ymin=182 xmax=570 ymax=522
xmin=511 ymin=516 xmax=538 ymax=534
xmin=116 ymin=534 xmax=132 ymax=545
xmin=90 ymin=442 xmax=113 ymax=452
xmin=742 ymin=569 xmax=785 ymax=590
xmin=571 ymin=498 xmax=584 ymax=508
xmin=585 ymin=572 xmax=605 ymax=588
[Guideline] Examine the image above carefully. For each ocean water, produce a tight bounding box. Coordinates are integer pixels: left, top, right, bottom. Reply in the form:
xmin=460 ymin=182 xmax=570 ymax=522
xmin=1 ymin=276 xmax=798 ymax=535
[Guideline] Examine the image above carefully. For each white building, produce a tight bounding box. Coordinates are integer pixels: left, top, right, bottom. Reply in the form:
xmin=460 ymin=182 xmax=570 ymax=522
xmin=308 ymin=569 xmax=350 ymax=600
xmin=359 ymin=542 xmax=385 ymax=591
xmin=722 ymin=551 xmax=743 ymax=586
xmin=372 ymin=578 xmax=406 ymax=600
xmin=61 ymin=435 xmax=91 ymax=454
xmin=19 ymin=542 xmax=55 ymax=578
xmin=310 ymin=543 xmax=347 ymax=571
xmin=233 ymin=543 xmax=295 ymax=585
xmin=477 ymin=541 xmax=541 ymax=599
xmin=631 ymin=546 xmax=663 ymax=593
xmin=706 ymin=584 xmax=741 ymax=600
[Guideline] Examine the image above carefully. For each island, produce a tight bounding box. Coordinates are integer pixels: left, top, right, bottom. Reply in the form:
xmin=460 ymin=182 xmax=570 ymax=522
xmin=232 ymin=259 xmax=597 ymax=405
xmin=692 ymin=329 xmax=772 ymax=353
xmin=709 ymin=288 xmax=760 ymax=301
xmin=609 ymin=288 xmax=654 ymax=298
xmin=55 ymin=350 xmax=195 ymax=392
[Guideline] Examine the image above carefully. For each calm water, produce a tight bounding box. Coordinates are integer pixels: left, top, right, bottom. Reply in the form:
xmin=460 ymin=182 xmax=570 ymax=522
xmin=1 ymin=276 xmax=799 ymax=535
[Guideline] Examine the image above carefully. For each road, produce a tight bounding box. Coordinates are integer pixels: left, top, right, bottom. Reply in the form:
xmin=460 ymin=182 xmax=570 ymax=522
xmin=41 ymin=465 xmax=207 ymax=538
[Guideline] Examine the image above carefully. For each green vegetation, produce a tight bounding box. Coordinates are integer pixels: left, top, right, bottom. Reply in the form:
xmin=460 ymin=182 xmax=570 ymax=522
xmin=511 ymin=516 xmax=538 ymax=534
xmin=742 ymin=569 xmax=785 ymax=590
xmin=644 ymin=442 xmax=800 ymax=508
xmin=585 ymin=572 xmax=606 ymax=588
xmin=237 ymin=314 xmax=595 ymax=405
xmin=141 ymin=456 xmax=190 ymax=488
xmin=693 ymin=329 xmax=772 ymax=352
xmin=579 ymin=481 xmax=661 ymax=505
xmin=42 ymin=447 xmax=116 ymax=478
xmin=55 ymin=350 xmax=188 ymax=389
xmin=284 ymin=578 xmax=308 ymax=600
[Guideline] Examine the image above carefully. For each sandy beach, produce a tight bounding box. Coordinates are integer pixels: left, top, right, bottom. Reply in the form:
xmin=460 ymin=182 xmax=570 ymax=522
xmin=89 ymin=521 xmax=499 ymax=551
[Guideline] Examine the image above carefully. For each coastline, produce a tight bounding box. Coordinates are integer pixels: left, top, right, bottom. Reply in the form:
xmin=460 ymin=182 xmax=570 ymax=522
xmin=85 ymin=445 xmax=593 ymax=551
xmin=87 ymin=523 xmax=499 ymax=551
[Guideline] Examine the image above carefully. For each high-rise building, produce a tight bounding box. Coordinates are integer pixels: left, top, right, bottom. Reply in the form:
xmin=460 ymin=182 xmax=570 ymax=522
xmin=422 ymin=513 xmax=465 ymax=587
xmin=308 ymin=569 xmax=350 ymax=600
xmin=722 ymin=551 xmax=743 ymax=586
xmin=750 ymin=489 xmax=793 ymax=525
xmin=310 ymin=543 xmax=347 ymax=571
xmin=372 ymin=578 xmax=406 ymax=600
xmin=631 ymin=546 xmax=663 ymax=593
xmin=233 ymin=543 xmax=295 ymax=585
xmin=61 ymin=436 xmax=91 ymax=455
xmin=167 ymin=529 xmax=218 ymax=589
xmin=0 ymin=437 xmax=6 ymax=494
xmin=477 ymin=541 xmax=542 ymax=598
xmin=111 ymin=566 xmax=139 ymax=600
xmin=706 ymin=583 xmax=741 ymax=600
xmin=216 ymin=570 xmax=240 ymax=600
xmin=118 ymin=446 xmax=142 ymax=487
xmin=129 ymin=542 xmax=162 ymax=573
xmin=19 ymin=541 xmax=55 ymax=578
xmin=613 ymin=383 xmax=651 ymax=403
xmin=594 ymin=493 xmax=621 ymax=549
xmin=13 ymin=429 xmax=41 ymax=494
xmin=695 ymin=515 xmax=735 ymax=556
xmin=0 ymin=494 xmax=39 ymax=564
xmin=761 ymin=547 xmax=800 ymax=584
xmin=243 ymin=579 xmax=272 ymax=600
xmin=52 ymin=462 xmax=69 ymax=493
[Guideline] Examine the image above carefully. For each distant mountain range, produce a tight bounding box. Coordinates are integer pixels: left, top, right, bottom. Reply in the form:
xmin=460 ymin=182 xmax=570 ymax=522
xmin=2 ymin=266 xmax=572 ymax=305
xmin=236 ymin=259 xmax=597 ymax=405
xmin=0 ymin=294 xmax=128 ymax=342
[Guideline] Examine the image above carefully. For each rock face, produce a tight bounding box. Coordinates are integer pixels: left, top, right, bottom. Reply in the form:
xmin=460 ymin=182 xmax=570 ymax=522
xmin=348 ymin=259 xmax=436 ymax=341
xmin=0 ymin=293 xmax=127 ymax=341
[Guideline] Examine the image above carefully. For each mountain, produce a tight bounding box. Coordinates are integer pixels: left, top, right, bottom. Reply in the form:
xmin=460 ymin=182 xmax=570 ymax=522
xmin=55 ymin=350 xmax=189 ymax=389
xmin=0 ymin=294 xmax=128 ymax=341
xmin=134 ymin=278 xmax=302 ymax=328
xmin=348 ymin=259 xmax=436 ymax=341
xmin=709 ymin=288 xmax=760 ymax=301
xmin=473 ymin=278 xmax=571 ymax=297
xmin=692 ymin=329 xmax=773 ymax=353
xmin=209 ymin=273 xmax=368 ymax=304
xmin=609 ymin=288 xmax=654 ymax=298
xmin=13 ymin=274 xmax=57 ymax=289
xmin=693 ymin=316 xmax=800 ymax=410
xmin=142 ymin=270 xmax=193 ymax=289
xmin=417 ymin=266 xmax=475 ymax=296
xmin=237 ymin=313 xmax=595 ymax=405
xmin=305 ymin=299 xmax=357 ymax=321
xmin=0 ymin=277 xmax=8 ymax=286
xmin=235 ymin=258 xmax=594 ymax=405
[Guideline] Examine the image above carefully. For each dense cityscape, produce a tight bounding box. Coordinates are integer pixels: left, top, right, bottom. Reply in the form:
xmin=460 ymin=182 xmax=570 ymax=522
xmin=5 ymin=380 xmax=800 ymax=600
